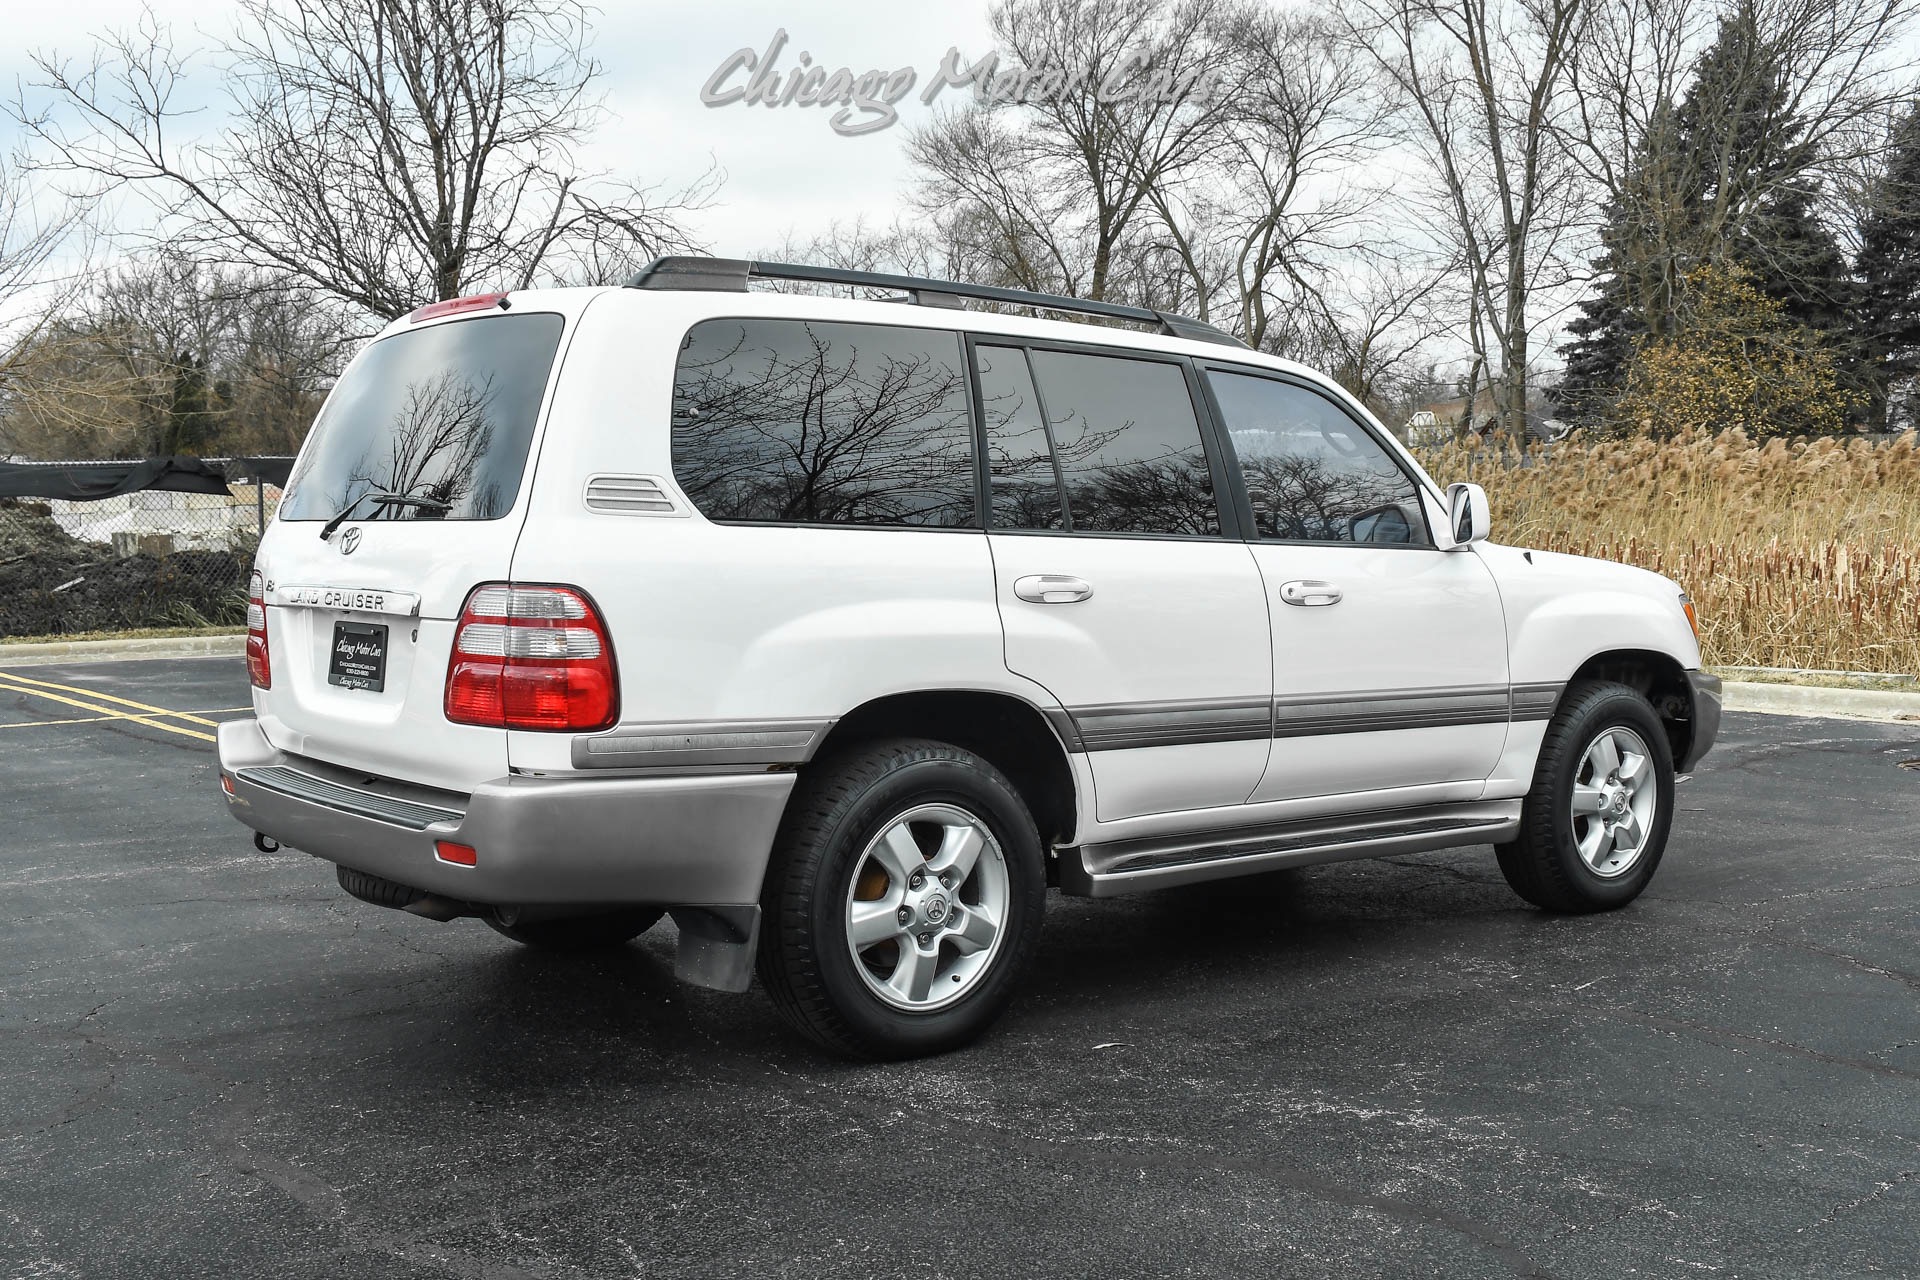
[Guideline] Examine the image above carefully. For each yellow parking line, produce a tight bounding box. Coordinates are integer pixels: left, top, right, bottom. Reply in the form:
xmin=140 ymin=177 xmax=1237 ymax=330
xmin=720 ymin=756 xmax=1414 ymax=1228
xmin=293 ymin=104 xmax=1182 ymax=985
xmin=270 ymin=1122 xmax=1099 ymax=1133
xmin=0 ymin=676 xmax=217 ymax=743
xmin=0 ymin=669 xmax=226 ymax=726
xmin=0 ymin=708 xmax=250 ymax=731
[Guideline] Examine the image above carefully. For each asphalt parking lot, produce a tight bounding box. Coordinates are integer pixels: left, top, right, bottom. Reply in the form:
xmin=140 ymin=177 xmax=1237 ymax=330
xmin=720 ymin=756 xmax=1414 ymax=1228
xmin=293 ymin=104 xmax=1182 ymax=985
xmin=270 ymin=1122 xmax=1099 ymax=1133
xmin=1 ymin=657 xmax=1915 ymax=1279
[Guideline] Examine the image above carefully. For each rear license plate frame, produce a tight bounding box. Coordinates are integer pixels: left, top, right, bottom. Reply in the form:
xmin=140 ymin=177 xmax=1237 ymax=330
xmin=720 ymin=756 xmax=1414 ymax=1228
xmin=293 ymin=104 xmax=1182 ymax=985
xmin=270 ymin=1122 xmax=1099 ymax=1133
xmin=327 ymin=620 xmax=389 ymax=693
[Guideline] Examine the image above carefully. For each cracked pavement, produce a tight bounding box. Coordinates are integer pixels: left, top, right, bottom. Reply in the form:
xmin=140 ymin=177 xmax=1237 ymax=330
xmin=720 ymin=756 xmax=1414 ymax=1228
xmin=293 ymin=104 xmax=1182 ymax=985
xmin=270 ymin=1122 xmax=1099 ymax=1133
xmin=1 ymin=658 xmax=1916 ymax=1278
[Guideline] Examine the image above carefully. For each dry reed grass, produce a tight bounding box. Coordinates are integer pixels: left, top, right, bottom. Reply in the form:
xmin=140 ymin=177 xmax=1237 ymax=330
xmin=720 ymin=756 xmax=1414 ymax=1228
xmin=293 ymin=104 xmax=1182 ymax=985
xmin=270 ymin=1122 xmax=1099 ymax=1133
xmin=1412 ymin=431 xmax=1920 ymax=675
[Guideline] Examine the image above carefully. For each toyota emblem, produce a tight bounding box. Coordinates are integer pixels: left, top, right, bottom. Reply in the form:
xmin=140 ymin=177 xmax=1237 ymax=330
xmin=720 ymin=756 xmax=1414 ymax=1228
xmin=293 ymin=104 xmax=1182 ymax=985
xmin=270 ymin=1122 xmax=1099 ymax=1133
xmin=340 ymin=527 xmax=361 ymax=555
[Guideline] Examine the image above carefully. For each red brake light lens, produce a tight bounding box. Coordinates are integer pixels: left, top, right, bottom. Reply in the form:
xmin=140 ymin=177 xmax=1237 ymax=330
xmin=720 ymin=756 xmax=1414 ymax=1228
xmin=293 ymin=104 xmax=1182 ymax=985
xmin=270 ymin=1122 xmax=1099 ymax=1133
xmin=408 ymin=291 xmax=509 ymax=323
xmin=444 ymin=584 xmax=618 ymax=731
xmin=246 ymin=570 xmax=271 ymax=689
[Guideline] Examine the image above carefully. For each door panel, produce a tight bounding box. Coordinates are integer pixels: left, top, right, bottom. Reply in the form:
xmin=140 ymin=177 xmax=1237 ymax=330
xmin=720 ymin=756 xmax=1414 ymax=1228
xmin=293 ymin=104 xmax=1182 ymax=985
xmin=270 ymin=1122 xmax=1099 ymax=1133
xmin=1200 ymin=365 xmax=1510 ymax=810
xmin=975 ymin=341 xmax=1271 ymax=822
xmin=1247 ymin=544 xmax=1508 ymax=805
xmin=991 ymin=534 xmax=1272 ymax=820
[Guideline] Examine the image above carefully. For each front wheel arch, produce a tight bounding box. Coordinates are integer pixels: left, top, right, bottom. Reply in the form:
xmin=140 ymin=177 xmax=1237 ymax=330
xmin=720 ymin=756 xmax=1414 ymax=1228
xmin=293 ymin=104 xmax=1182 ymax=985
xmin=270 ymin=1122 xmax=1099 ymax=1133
xmin=1547 ymin=649 xmax=1697 ymax=771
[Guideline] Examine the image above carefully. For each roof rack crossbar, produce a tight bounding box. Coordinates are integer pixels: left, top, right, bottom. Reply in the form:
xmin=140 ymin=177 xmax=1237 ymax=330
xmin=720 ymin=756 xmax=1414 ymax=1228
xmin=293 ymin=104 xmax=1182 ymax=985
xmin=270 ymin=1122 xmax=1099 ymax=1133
xmin=625 ymin=256 xmax=1248 ymax=349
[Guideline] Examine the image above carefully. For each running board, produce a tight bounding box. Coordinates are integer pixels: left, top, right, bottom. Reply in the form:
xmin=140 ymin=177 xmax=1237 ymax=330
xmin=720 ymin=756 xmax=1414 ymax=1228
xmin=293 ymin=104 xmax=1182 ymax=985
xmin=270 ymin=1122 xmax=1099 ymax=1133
xmin=1057 ymin=801 xmax=1523 ymax=898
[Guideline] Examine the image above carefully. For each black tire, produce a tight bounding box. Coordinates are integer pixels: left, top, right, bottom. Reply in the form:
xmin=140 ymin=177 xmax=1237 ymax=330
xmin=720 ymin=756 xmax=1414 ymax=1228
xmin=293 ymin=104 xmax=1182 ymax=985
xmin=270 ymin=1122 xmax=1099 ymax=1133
xmin=1496 ymin=679 xmax=1676 ymax=913
xmin=757 ymin=738 xmax=1047 ymax=1060
xmin=486 ymin=908 xmax=664 ymax=951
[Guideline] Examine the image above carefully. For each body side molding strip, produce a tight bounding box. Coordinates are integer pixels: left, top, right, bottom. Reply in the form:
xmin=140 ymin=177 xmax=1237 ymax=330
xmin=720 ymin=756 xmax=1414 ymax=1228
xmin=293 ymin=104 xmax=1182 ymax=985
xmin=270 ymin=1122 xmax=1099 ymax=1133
xmin=572 ymin=718 xmax=836 ymax=770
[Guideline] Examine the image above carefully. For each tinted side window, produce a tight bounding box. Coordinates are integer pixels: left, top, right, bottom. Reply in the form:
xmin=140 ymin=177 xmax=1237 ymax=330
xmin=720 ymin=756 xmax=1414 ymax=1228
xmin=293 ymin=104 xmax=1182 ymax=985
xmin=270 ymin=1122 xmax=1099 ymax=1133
xmin=1027 ymin=350 xmax=1220 ymax=537
xmin=671 ymin=319 xmax=976 ymax=527
xmin=976 ymin=345 xmax=1064 ymax=530
xmin=1207 ymin=371 xmax=1429 ymax=546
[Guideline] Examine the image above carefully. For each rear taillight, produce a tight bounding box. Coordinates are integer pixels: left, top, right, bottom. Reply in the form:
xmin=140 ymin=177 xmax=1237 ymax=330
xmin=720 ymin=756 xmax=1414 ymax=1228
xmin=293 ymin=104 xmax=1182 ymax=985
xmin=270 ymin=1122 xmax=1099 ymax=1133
xmin=444 ymin=583 xmax=617 ymax=731
xmin=246 ymin=570 xmax=271 ymax=689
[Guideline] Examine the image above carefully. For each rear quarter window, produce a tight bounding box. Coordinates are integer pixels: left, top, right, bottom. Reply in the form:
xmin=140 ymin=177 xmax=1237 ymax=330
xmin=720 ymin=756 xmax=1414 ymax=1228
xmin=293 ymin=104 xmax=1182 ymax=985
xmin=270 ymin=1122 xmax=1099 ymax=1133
xmin=670 ymin=318 xmax=976 ymax=528
xmin=280 ymin=313 xmax=565 ymax=522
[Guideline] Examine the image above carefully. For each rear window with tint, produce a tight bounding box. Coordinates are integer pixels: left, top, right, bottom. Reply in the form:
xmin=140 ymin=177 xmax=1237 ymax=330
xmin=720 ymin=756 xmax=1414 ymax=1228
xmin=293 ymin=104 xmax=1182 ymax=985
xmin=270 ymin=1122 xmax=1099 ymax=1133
xmin=671 ymin=318 xmax=976 ymax=527
xmin=280 ymin=313 xmax=565 ymax=522
xmin=1026 ymin=349 xmax=1221 ymax=537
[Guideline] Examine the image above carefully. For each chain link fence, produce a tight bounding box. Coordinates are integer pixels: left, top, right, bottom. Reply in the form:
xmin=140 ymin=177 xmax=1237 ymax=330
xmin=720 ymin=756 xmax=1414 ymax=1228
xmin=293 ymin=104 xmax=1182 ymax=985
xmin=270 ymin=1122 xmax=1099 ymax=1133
xmin=0 ymin=458 xmax=293 ymax=638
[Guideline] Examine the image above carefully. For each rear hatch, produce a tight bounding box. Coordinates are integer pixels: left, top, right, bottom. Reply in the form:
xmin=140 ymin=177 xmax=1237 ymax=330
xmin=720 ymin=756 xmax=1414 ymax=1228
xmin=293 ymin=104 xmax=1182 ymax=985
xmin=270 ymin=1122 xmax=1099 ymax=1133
xmin=252 ymin=304 xmax=571 ymax=792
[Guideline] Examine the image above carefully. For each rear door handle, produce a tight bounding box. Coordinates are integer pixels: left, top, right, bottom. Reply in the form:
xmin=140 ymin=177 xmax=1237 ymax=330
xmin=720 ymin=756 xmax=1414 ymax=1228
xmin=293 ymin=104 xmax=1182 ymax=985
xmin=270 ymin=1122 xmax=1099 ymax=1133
xmin=1279 ymin=580 xmax=1342 ymax=607
xmin=1014 ymin=574 xmax=1093 ymax=604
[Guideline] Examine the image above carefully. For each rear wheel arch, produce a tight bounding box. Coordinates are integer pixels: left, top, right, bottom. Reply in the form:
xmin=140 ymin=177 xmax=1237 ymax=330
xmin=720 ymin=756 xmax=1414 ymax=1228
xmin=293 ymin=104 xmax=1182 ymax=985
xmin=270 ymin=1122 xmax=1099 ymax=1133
xmin=804 ymin=691 xmax=1078 ymax=852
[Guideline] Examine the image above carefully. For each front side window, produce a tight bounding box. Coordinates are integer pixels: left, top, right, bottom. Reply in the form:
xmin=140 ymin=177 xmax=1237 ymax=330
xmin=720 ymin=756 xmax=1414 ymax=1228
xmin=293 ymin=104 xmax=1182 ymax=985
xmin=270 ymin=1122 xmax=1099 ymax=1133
xmin=1207 ymin=370 xmax=1429 ymax=545
xmin=281 ymin=313 xmax=565 ymax=522
xmin=1026 ymin=350 xmax=1221 ymax=537
xmin=671 ymin=319 xmax=976 ymax=527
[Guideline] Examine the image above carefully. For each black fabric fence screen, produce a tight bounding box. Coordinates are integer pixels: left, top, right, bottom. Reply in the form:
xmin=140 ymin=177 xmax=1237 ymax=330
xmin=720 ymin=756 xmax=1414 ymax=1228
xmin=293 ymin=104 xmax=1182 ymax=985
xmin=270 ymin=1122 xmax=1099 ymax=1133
xmin=0 ymin=456 xmax=295 ymax=638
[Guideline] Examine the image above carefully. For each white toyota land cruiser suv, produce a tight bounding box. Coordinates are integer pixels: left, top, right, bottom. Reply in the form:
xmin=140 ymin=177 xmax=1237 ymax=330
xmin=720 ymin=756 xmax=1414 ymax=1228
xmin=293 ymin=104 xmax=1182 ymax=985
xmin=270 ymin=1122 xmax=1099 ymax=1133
xmin=219 ymin=256 xmax=1721 ymax=1059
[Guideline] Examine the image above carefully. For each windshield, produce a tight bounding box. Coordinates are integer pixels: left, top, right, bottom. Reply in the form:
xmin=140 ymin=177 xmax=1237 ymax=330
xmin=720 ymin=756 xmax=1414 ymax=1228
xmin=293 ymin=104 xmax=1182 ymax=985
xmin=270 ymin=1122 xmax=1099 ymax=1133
xmin=280 ymin=312 xmax=565 ymax=522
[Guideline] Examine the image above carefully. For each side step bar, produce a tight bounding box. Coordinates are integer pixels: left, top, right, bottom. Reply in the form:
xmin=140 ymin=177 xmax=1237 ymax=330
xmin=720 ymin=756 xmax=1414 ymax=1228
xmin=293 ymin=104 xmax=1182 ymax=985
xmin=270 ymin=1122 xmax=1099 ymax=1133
xmin=1057 ymin=801 xmax=1523 ymax=898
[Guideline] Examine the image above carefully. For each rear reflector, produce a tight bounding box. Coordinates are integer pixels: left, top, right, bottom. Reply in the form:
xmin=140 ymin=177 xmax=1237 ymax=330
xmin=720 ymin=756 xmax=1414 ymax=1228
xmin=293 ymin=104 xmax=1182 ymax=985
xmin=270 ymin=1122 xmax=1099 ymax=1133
xmin=408 ymin=292 xmax=509 ymax=323
xmin=220 ymin=775 xmax=235 ymax=797
xmin=444 ymin=583 xmax=618 ymax=732
xmin=434 ymin=841 xmax=478 ymax=867
xmin=246 ymin=570 xmax=271 ymax=689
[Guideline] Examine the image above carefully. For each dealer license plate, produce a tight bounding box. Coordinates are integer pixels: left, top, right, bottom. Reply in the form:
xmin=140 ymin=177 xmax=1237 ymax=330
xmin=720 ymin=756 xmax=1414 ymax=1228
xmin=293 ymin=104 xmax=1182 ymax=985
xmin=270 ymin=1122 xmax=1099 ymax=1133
xmin=327 ymin=621 xmax=388 ymax=692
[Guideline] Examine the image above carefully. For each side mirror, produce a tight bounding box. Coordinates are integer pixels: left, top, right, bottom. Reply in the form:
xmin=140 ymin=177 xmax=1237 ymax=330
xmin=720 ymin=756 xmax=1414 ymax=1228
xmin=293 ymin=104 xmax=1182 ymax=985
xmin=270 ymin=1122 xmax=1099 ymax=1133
xmin=1444 ymin=482 xmax=1490 ymax=548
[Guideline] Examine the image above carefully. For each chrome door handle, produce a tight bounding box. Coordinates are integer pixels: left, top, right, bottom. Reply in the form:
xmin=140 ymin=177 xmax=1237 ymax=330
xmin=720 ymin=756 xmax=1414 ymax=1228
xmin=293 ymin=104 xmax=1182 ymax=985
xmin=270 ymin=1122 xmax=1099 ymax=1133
xmin=1014 ymin=574 xmax=1094 ymax=604
xmin=1279 ymin=580 xmax=1342 ymax=607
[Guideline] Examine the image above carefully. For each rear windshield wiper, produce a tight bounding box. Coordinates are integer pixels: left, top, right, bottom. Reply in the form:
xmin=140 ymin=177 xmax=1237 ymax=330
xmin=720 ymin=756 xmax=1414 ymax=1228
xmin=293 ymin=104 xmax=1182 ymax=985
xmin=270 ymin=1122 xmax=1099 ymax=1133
xmin=319 ymin=491 xmax=453 ymax=541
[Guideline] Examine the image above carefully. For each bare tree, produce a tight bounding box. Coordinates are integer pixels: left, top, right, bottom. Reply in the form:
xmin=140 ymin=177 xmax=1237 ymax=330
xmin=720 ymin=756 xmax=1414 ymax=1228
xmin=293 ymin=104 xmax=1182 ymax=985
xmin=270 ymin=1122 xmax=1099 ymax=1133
xmin=907 ymin=0 xmax=1240 ymax=302
xmin=1348 ymin=0 xmax=1591 ymax=438
xmin=19 ymin=0 xmax=714 ymax=321
xmin=0 ymin=155 xmax=90 ymax=390
xmin=1145 ymin=5 xmax=1390 ymax=346
xmin=0 ymin=251 xmax=353 ymax=458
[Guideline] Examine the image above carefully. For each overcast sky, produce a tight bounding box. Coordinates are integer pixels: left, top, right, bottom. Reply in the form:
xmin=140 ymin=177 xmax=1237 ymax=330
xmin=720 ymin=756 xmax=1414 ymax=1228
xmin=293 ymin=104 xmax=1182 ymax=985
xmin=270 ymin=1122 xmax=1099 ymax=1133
xmin=2 ymin=0 xmax=1000 ymax=258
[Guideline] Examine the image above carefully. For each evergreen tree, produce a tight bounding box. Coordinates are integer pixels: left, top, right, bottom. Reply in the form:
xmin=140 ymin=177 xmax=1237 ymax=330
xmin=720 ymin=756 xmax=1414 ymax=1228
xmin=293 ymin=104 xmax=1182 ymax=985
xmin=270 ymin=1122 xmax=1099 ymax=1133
xmin=161 ymin=354 xmax=222 ymax=456
xmin=1558 ymin=205 xmax=1650 ymax=425
xmin=1559 ymin=7 xmax=1856 ymax=428
xmin=1856 ymin=100 xmax=1920 ymax=431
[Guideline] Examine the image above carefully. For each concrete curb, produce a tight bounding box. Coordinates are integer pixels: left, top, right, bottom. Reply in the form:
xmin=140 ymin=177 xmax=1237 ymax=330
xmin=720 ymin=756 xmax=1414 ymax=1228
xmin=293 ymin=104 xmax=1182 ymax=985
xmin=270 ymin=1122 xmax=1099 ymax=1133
xmin=1723 ymin=680 xmax=1920 ymax=723
xmin=0 ymin=634 xmax=245 ymax=668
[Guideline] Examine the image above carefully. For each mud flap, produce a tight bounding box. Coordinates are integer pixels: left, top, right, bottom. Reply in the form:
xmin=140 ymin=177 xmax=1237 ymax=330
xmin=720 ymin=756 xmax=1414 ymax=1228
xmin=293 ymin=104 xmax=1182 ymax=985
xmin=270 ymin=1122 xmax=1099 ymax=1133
xmin=669 ymin=904 xmax=761 ymax=993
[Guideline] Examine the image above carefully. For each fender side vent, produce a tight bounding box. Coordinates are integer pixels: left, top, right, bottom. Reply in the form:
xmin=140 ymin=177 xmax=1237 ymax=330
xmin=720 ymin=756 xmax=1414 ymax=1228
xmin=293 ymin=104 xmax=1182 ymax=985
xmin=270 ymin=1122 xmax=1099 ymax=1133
xmin=584 ymin=474 xmax=683 ymax=516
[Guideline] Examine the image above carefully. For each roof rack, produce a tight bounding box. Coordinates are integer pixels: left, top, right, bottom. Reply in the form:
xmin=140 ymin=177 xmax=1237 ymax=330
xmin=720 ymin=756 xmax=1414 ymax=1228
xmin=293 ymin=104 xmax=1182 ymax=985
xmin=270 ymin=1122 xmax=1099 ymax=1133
xmin=625 ymin=256 xmax=1249 ymax=349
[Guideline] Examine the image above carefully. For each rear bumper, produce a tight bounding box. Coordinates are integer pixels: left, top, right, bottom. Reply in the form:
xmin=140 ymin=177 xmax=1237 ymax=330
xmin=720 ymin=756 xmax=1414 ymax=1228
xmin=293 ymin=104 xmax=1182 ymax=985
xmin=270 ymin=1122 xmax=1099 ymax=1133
xmin=217 ymin=717 xmax=794 ymax=907
xmin=1679 ymin=670 xmax=1722 ymax=772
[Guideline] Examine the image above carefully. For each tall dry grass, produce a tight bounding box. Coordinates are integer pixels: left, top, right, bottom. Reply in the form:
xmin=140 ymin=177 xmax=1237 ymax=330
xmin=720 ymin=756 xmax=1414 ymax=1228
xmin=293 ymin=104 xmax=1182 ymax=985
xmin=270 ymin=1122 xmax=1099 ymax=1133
xmin=1412 ymin=431 xmax=1920 ymax=675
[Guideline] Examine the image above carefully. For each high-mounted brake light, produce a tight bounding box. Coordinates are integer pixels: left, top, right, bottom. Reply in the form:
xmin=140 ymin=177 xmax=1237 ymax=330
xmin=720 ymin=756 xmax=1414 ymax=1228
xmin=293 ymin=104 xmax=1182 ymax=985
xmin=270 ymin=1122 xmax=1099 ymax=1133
xmin=246 ymin=570 xmax=271 ymax=689
xmin=408 ymin=291 xmax=510 ymax=323
xmin=444 ymin=583 xmax=618 ymax=732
